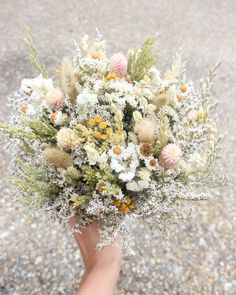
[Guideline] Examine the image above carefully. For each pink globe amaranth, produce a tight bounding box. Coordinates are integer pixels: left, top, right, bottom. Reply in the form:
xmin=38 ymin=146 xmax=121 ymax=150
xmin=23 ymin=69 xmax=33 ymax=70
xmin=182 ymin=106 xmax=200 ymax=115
xmin=45 ymin=88 xmax=65 ymax=110
xmin=159 ymin=143 xmax=182 ymax=169
xmin=109 ymin=53 xmax=127 ymax=78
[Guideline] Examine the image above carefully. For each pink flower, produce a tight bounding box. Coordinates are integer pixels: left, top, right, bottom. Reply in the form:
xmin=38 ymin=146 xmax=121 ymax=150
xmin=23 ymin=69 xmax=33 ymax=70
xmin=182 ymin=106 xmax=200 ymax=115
xmin=109 ymin=53 xmax=127 ymax=78
xmin=45 ymin=88 xmax=65 ymax=110
xmin=159 ymin=144 xmax=182 ymax=169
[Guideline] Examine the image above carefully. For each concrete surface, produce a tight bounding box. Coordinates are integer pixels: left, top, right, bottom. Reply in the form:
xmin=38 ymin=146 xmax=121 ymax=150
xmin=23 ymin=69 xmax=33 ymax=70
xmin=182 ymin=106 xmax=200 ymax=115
xmin=0 ymin=0 xmax=236 ymax=294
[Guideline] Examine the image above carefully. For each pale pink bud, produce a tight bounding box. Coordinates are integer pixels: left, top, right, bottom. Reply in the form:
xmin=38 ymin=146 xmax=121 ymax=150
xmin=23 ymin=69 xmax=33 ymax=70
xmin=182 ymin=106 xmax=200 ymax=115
xmin=109 ymin=53 xmax=127 ymax=78
xmin=159 ymin=144 xmax=182 ymax=169
xmin=45 ymin=88 xmax=65 ymax=110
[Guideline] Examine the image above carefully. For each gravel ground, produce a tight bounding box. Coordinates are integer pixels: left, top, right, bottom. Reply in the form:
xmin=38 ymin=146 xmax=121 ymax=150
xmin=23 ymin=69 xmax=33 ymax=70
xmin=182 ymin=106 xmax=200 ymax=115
xmin=0 ymin=1 xmax=236 ymax=294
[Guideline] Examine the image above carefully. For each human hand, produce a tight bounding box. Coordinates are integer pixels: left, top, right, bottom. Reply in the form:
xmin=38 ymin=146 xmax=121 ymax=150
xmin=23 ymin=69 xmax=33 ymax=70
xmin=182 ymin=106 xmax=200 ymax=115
xmin=69 ymin=219 xmax=122 ymax=295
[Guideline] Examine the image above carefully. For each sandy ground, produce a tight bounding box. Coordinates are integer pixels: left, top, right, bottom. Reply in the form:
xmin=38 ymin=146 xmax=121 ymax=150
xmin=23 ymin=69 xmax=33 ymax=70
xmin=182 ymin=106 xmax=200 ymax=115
xmin=0 ymin=0 xmax=236 ymax=294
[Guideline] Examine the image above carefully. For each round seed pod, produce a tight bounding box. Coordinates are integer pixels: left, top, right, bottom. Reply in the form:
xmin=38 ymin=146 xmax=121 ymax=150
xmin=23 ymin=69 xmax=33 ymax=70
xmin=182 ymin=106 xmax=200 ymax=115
xmin=66 ymin=166 xmax=81 ymax=180
xmin=43 ymin=146 xmax=73 ymax=169
xmin=137 ymin=119 xmax=155 ymax=145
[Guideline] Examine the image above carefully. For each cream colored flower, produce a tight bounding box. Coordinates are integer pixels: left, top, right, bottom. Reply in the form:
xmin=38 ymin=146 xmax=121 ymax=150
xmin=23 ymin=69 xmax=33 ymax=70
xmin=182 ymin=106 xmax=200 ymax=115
xmin=81 ymin=34 xmax=89 ymax=52
xmin=151 ymin=85 xmax=177 ymax=110
xmin=138 ymin=167 xmax=151 ymax=181
xmin=56 ymin=128 xmax=80 ymax=151
xmin=21 ymin=74 xmax=54 ymax=104
xmin=84 ymin=144 xmax=100 ymax=165
xmin=144 ymin=156 xmax=159 ymax=171
xmin=77 ymin=90 xmax=98 ymax=106
xmin=126 ymin=179 xmax=150 ymax=191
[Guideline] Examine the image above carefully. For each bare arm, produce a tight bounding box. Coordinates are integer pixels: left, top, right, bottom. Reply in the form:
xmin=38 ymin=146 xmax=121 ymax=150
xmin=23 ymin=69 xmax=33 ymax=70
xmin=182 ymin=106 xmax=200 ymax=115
xmin=69 ymin=220 xmax=122 ymax=295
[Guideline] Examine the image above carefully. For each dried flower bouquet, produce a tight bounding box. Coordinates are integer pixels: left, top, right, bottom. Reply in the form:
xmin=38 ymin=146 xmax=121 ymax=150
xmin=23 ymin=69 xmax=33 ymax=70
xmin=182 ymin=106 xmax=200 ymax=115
xmin=0 ymin=31 xmax=226 ymax=250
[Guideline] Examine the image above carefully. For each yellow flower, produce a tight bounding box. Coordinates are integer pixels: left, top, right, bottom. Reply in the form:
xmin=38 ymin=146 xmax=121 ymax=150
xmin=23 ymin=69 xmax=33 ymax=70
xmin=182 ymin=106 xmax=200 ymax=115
xmin=125 ymin=196 xmax=132 ymax=205
xmin=94 ymin=116 xmax=103 ymax=123
xmin=99 ymin=121 xmax=107 ymax=129
xmin=179 ymin=84 xmax=187 ymax=93
xmin=177 ymin=93 xmax=184 ymax=102
xmin=113 ymin=146 xmax=122 ymax=155
xmin=128 ymin=203 xmax=135 ymax=210
xmin=120 ymin=203 xmax=129 ymax=212
xmin=88 ymin=118 xmax=96 ymax=127
xmin=106 ymin=127 xmax=113 ymax=135
xmin=115 ymin=130 xmax=123 ymax=135
xmin=113 ymin=200 xmax=121 ymax=207
xmin=105 ymin=72 xmax=119 ymax=81
xmin=21 ymin=105 xmax=28 ymax=113
xmin=101 ymin=134 xmax=108 ymax=140
xmin=50 ymin=112 xmax=58 ymax=124
xmin=113 ymin=196 xmax=135 ymax=213
xmin=94 ymin=132 xmax=102 ymax=139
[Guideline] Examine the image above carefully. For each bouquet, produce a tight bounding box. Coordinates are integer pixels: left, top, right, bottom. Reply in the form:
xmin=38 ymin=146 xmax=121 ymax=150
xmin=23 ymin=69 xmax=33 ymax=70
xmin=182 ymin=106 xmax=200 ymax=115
xmin=0 ymin=31 xmax=226 ymax=250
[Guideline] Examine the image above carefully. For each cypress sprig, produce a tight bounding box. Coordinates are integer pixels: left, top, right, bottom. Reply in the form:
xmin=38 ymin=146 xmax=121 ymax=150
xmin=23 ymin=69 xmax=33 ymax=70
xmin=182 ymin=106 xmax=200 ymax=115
xmin=128 ymin=36 xmax=157 ymax=82
xmin=0 ymin=123 xmax=39 ymax=140
xmin=13 ymin=161 xmax=59 ymax=209
xmin=21 ymin=115 xmax=57 ymax=141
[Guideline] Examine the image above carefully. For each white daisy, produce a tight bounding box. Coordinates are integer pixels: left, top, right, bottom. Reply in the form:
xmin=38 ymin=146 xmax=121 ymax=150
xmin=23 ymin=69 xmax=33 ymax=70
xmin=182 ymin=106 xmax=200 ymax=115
xmin=77 ymin=90 xmax=98 ymax=107
xmin=126 ymin=179 xmax=150 ymax=192
xmin=20 ymin=74 xmax=54 ymax=104
xmin=84 ymin=144 xmax=100 ymax=165
xmin=144 ymin=156 xmax=159 ymax=171
xmin=108 ymin=143 xmax=139 ymax=182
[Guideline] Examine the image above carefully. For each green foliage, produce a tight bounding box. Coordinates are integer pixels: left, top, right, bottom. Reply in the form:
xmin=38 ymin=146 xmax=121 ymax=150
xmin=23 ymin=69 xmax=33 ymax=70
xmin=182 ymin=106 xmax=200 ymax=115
xmin=25 ymin=29 xmax=48 ymax=78
xmin=178 ymin=137 xmax=227 ymax=187
xmin=128 ymin=36 xmax=157 ymax=82
xmin=199 ymin=62 xmax=221 ymax=108
xmin=154 ymin=116 xmax=171 ymax=155
xmin=83 ymin=166 xmax=99 ymax=188
xmin=83 ymin=166 xmax=115 ymax=190
xmin=72 ymin=194 xmax=91 ymax=209
xmin=13 ymin=161 xmax=59 ymax=209
xmin=0 ymin=116 xmax=56 ymax=142
xmin=0 ymin=123 xmax=39 ymax=140
xmin=21 ymin=115 xmax=57 ymax=141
